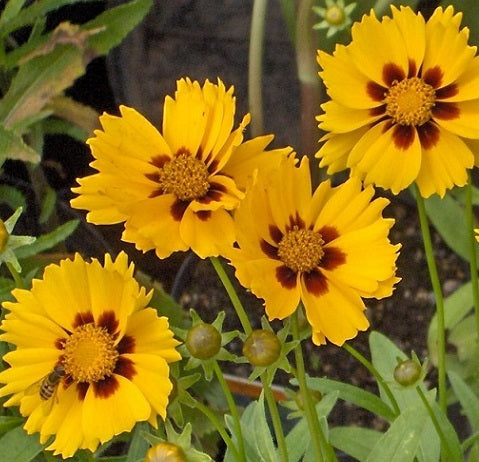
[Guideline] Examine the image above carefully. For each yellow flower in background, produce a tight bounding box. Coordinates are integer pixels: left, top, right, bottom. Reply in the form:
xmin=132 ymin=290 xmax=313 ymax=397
xmin=71 ymin=78 xmax=292 ymax=259
xmin=317 ymin=6 xmax=479 ymax=198
xmin=228 ymin=157 xmax=400 ymax=346
xmin=0 ymin=252 xmax=181 ymax=458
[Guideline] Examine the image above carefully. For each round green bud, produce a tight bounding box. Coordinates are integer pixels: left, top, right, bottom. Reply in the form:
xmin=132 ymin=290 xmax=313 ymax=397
xmin=186 ymin=323 xmax=221 ymax=360
xmin=294 ymin=389 xmax=322 ymax=410
xmin=242 ymin=329 xmax=281 ymax=367
xmin=145 ymin=442 xmax=186 ymax=462
xmin=393 ymin=359 xmax=422 ymax=386
xmin=325 ymin=5 xmax=345 ymax=26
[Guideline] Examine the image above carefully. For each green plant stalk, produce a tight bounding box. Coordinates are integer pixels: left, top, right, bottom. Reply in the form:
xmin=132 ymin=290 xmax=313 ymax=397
xmin=210 ymin=257 xmax=252 ymax=335
xmin=465 ymin=176 xmax=479 ymax=343
xmin=194 ymin=399 xmax=241 ymax=461
xmin=262 ymin=371 xmax=289 ymax=462
xmin=416 ymin=386 xmax=462 ymax=462
xmin=213 ymin=361 xmax=247 ymax=462
xmin=248 ymin=0 xmax=267 ymax=137
xmin=342 ymin=343 xmax=400 ymax=416
xmin=6 ymin=261 xmax=24 ymax=288
xmin=415 ymin=187 xmax=447 ymax=413
xmin=291 ymin=311 xmax=336 ymax=462
xmin=211 ymin=257 xmax=290 ymax=460
xmin=373 ymin=0 xmax=394 ymax=16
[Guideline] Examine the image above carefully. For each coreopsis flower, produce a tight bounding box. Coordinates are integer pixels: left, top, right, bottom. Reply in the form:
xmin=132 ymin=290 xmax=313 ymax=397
xmin=316 ymin=6 xmax=479 ymax=198
xmin=71 ymin=78 xmax=292 ymax=259
xmin=0 ymin=252 xmax=181 ymax=458
xmin=228 ymin=156 xmax=400 ymax=346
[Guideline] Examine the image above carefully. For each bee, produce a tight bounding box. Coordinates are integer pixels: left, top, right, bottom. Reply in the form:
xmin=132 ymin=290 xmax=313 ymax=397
xmin=39 ymin=364 xmax=65 ymax=401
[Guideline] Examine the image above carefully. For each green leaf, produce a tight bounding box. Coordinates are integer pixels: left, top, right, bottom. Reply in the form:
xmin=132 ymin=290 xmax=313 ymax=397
xmin=15 ymin=219 xmax=79 ymax=259
xmin=329 ymin=427 xmax=382 ymax=462
xmin=0 ymin=0 xmax=99 ymax=37
xmin=0 ymin=416 xmax=24 ymax=436
xmin=85 ymin=0 xmax=153 ymax=55
xmin=126 ymin=422 xmax=149 ymax=462
xmin=306 ymin=376 xmax=396 ymax=421
xmin=0 ymin=277 xmax=16 ymax=302
xmin=285 ymin=417 xmax=310 ymax=462
xmin=0 ymin=184 xmax=27 ymax=211
xmin=0 ymin=425 xmax=44 ymax=462
xmin=0 ymin=44 xmax=85 ymax=129
xmin=225 ymin=393 xmax=277 ymax=462
xmin=366 ymin=403 xmax=429 ymax=462
xmin=0 ymin=125 xmax=40 ymax=166
xmin=38 ymin=186 xmax=57 ymax=225
xmin=424 ymin=192 xmax=477 ymax=262
xmin=448 ymin=370 xmax=479 ymax=433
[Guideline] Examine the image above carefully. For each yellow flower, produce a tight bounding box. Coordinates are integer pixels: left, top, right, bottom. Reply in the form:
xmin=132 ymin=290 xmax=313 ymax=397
xmin=316 ymin=6 xmax=479 ymax=198
xmin=228 ymin=157 xmax=400 ymax=346
xmin=0 ymin=252 xmax=181 ymax=458
xmin=71 ymin=78 xmax=291 ymax=259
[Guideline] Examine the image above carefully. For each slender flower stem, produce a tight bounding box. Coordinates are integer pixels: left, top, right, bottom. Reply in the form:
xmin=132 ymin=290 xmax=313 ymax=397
xmin=465 ymin=176 xmax=479 ymax=343
xmin=415 ymin=187 xmax=447 ymax=412
xmin=262 ymin=372 xmax=289 ymax=462
xmin=210 ymin=257 xmax=252 ymax=335
xmin=291 ymin=311 xmax=336 ymax=462
xmin=248 ymin=0 xmax=267 ymax=136
xmin=211 ymin=257 xmax=289 ymax=460
xmin=194 ymin=399 xmax=241 ymax=461
xmin=213 ymin=361 xmax=247 ymax=462
xmin=342 ymin=343 xmax=400 ymax=416
xmin=6 ymin=262 xmax=24 ymax=289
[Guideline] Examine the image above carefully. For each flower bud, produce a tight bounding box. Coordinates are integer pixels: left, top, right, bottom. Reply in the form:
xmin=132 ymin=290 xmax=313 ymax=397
xmin=145 ymin=442 xmax=186 ymax=462
xmin=242 ymin=329 xmax=281 ymax=367
xmin=393 ymin=359 xmax=422 ymax=386
xmin=294 ymin=389 xmax=322 ymax=410
xmin=325 ymin=4 xmax=345 ymax=26
xmin=186 ymin=323 xmax=221 ymax=360
xmin=0 ymin=220 xmax=9 ymax=252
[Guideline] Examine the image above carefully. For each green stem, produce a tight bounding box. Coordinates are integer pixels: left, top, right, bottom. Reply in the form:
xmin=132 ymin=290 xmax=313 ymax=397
xmin=416 ymin=386 xmax=462 ymax=462
xmin=262 ymin=373 xmax=289 ymax=462
xmin=209 ymin=257 xmax=252 ymax=335
xmin=342 ymin=343 xmax=400 ymax=416
xmin=291 ymin=311 xmax=336 ymax=462
xmin=210 ymin=257 xmax=289 ymax=460
xmin=194 ymin=399 xmax=241 ymax=461
xmin=6 ymin=262 xmax=24 ymax=289
xmin=213 ymin=361 xmax=247 ymax=462
xmin=465 ymin=176 xmax=479 ymax=345
xmin=248 ymin=0 xmax=267 ymax=136
xmin=415 ymin=187 xmax=447 ymax=412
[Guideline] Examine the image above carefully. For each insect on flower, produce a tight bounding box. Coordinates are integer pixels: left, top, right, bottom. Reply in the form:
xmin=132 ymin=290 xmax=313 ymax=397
xmin=39 ymin=364 xmax=65 ymax=401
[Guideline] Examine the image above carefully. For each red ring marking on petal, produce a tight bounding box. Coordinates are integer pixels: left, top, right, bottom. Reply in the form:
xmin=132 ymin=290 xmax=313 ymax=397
xmin=76 ymin=382 xmax=89 ymax=401
xmin=97 ymin=311 xmax=119 ymax=336
xmin=115 ymin=356 xmax=136 ymax=380
xmin=321 ymin=247 xmax=346 ymax=271
xmin=392 ymin=124 xmax=416 ymax=150
xmin=417 ymin=122 xmax=440 ymax=150
xmin=269 ymin=225 xmax=283 ymax=244
xmin=422 ymin=66 xmax=443 ymax=88
xmin=367 ymin=81 xmax=387 ymax=102
xmin=432 ymin=101 xmax=460 ymax=120
xmin=260 ymin=239 xmax=279 ymax=259
xmin=196 ymin=210 xmax=211 ymax=221
xmin=303 ymin=269 xmax=328 ymax=296
xmin=318 ymin=226 xmax=339 ymax=244
xmin=276 ymin=265 xmax=297 ymax=289
xmin=435 ymin=83 xmax=458 ymax=100
xmin=93 ymin=375 xmax=119 ymax=399
xmin=72 ymin=311 xmax=94 ymax=328
xmin=383 ymin=63 xmax=406 ymax=87
xmin=171 ymin=200 xmax=189 ymax=221
xmin=117 ymin=335 xmax=135 ymax=355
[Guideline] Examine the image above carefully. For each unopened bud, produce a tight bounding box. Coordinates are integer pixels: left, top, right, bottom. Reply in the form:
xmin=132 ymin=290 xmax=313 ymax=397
xmin=394 ymin=359 xmax=422 ymax=386
xmin=145 ymin=442 xmax=186 ymax=462
xmin=242 ymin=329 xmax=281 ymax=367
xmin=186 ymin=323 xmax=221 ymax=360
